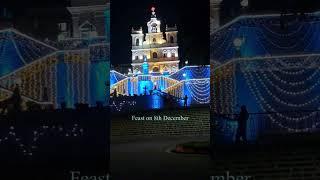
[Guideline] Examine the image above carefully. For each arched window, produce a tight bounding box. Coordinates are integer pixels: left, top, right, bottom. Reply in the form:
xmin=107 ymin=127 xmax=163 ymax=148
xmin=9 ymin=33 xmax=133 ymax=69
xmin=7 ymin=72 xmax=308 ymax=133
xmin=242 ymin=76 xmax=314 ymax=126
xmin=152 ymin=38 xmax=157 ymax=43
xmin=151 ymin=23 xmax=157 ymax=33
xmin=136 ymin=38 xmax=140 ymax=46
xmin=135 ymin=56 xmax=139 ymax=60
xmin=171 ymin=53 xmax=175 ymax=58
xmin=79 ymin=21 xmax=97 ymax=38
xmin=153 ymin=52 xmax=158 ymax=59
xmin=153 ymin=67 xmax=160 ymax=72
xmin=163 ymin=53 xmax=167 ymax=58
xmin=170 ymin=36 xmax=174 ymax=43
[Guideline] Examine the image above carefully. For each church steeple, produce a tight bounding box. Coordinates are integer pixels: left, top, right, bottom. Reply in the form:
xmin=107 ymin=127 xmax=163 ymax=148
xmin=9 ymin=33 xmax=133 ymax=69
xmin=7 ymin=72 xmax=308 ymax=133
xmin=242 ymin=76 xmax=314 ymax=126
xmin=147 ymin=6 xmax=161 ymax=33
xmin=151 ymin=6 xmax=156 ymax=18
xmin=131 ymin=5 xmax=179 ymax=75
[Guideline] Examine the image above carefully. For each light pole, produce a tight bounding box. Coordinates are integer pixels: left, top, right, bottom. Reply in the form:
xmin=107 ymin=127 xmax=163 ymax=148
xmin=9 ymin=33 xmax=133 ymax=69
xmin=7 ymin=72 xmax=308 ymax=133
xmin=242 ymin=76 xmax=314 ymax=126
xmin=240 ymin=0 xmax=249 ymax=14
xmin=233 ymin=38 xmax=244 ymax=58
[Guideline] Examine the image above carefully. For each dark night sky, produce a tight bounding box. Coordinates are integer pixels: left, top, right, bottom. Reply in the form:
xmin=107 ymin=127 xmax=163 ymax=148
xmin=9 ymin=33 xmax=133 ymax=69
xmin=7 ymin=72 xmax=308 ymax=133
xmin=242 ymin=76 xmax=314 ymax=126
xmin=221 ymin=0 xmax=320 ymax=24
xmin=1 ymin=0 xmax=71 ymax=40
xmin=110 ymin=0 xmax=320 ymax=66
xmin=111 ymin=0 xmax=210 ymax=66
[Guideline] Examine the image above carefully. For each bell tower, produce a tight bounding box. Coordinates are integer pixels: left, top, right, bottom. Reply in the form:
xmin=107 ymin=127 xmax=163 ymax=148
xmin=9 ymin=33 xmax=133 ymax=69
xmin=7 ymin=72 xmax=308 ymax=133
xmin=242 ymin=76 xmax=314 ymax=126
xmin=67 ymin=0 xmax=109 ymax=38
xmin=131 ymin=6 xmax=180 ymax=75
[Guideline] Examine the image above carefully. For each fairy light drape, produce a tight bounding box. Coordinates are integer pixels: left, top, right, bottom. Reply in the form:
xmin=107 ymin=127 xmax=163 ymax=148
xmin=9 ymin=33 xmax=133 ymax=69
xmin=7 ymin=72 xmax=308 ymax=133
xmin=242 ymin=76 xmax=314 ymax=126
xmin=0 ymin=29 xmax=110 ymax=108
xmin=110 ymin=66 xmax=211 ymax=105
xmin=212 ymin=55 xmax=320 ymax=132
xmin=211 ymin=12 xmax=320 ymax=134
xmin=211 ymin=13 xmax=320 ymax=64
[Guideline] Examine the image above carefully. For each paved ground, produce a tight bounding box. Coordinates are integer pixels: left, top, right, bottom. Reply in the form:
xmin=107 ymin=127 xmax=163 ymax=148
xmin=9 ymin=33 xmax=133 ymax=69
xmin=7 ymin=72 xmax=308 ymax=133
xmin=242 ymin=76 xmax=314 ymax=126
xmin=110 ymin=136 xmax=212 ymax=180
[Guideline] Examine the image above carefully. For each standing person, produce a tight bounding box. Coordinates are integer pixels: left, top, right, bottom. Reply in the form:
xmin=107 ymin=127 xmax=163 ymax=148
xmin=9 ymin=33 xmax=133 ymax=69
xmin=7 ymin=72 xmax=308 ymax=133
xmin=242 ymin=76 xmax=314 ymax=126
xmin=183 ymin=95 xmax=188 ymax=107
xmin=113 ymin=89 xmax=117 ymax=98
xmin=236 ymin=105 xmax=249 ymax=143
xmin=11 ymin=84 xmax=22 ymax=112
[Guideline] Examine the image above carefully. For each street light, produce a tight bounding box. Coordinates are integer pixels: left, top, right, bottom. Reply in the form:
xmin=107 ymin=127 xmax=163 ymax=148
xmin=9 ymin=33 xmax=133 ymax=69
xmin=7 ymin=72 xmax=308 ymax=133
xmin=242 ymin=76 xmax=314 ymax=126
xmin=14 ymin=77 xmax=22 ymax=85
xmin=241 ymin=0 xmax=249 ymax=8
xmin=233 ymin=38 xmax=243 ymax=49
xmin=233 ymin=38 xmax=244 ymax=58
xmin=183 ymin=73 xmax=187 ymax=78
xmin=241 ymin=0 xmax=249 ymax=14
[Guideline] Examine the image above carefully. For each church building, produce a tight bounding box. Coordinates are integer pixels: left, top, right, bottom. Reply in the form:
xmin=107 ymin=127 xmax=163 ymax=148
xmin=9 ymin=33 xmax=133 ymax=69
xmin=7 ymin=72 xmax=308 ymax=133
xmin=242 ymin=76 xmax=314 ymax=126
xmin=131 ymin=7 xmax=179 ymax=75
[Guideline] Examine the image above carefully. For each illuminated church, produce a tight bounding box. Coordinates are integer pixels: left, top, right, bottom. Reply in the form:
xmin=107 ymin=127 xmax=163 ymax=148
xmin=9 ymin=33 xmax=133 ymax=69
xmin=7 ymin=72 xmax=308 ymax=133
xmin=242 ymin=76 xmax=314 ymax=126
xmin=110 ymin=6 xmax=210 ymax=111
xmin=0 ymin=1 xmax=110 ymax=110
xmin=131 ymin=7 xmax=179 ymax=75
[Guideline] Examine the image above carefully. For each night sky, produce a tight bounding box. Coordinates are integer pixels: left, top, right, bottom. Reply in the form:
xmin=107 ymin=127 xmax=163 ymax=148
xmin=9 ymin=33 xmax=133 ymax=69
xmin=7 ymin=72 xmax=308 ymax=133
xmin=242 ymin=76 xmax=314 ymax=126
xmin=111 ymin=0 xmax=210 ymax=66
xmin=221 ymin=0 xmax=320 ymax=24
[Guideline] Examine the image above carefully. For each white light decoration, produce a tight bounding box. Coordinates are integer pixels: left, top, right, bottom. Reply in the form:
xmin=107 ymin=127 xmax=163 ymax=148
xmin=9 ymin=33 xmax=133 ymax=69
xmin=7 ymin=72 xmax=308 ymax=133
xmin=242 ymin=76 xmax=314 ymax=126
xmin=185 ymin=79 xmax=211 ymax=104
xmin=14 ymin=77 xmax=22 ymax=85
xmin=0 ymin=123 xmax=84 ymax=157
xmin=241 ymin=0 xmax=249 ymax=7
xmin=242 ymin=56 xmax=320 ymax=131
xmin=111 ymin=100 xmax=136 ymax=112
xmin=233 ymin=38 xmax=243 ymax=48
xmin=211 ymin=52 xmax=320 ymax=133
xmin=110 ymin=6 xmax=211 ymax=112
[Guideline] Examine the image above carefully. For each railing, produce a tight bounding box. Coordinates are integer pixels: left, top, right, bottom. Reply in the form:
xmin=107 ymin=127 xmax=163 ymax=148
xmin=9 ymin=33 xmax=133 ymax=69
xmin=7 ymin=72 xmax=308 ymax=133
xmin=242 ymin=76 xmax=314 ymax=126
xmin=211 ymin=110 xmax=320 ymax=144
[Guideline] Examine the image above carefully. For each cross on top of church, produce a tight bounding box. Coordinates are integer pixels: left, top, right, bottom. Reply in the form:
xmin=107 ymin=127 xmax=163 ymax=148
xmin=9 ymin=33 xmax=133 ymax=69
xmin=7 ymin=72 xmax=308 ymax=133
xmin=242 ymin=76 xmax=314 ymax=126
xmin=151 ymin=7 xmax=156 ymax=18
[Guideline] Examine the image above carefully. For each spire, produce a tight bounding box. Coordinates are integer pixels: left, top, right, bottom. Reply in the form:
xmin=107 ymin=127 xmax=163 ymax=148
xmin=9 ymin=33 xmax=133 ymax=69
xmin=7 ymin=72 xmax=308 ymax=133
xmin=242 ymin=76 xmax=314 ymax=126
xmin=147 ymin=5 xmax=161 ymax=33
xmin=151 ymin=6 xmax=156 ymax=18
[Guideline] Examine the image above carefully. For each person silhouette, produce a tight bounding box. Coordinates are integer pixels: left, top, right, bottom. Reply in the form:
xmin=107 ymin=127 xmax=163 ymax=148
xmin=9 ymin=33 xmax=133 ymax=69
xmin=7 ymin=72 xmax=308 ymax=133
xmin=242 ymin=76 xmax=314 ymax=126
xmin=11 ymin=84 xmax=22 ymax=112
xmin=236 ymin=105 xmax=249 ymax=143
xmin=183 ymin=95 xmax=188 ymax=107
xmin=113 ymin=89 xmax=117 ymax=97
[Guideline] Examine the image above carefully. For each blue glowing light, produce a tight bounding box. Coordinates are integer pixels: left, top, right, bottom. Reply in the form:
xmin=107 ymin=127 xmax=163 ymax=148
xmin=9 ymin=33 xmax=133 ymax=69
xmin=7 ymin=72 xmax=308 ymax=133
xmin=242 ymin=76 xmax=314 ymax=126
xmin=110 ymin=66 xmax=210 ymax=110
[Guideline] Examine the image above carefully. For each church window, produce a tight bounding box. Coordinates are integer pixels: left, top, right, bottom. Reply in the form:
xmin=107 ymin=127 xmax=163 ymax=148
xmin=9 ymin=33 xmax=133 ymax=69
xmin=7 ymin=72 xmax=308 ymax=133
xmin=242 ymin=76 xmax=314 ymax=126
xmin=136 ymin=38 xmax=140 ymax=46
xmin=153 ymin=67 xmax=160 ymax=72
xmin=170 ymin=36 xmax=174 ymax=43
xmin=153 ymin=52 xmax=158 ymax=59
xmin=151 ymin=23 xmax=157 ymax=32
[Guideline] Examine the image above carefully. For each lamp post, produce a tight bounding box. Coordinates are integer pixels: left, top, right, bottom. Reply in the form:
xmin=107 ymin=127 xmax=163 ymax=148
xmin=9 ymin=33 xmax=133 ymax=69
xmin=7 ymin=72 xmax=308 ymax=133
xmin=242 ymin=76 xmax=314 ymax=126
xmin=128 ymin=68 xmax=132 ymax=76
xmin=233 ymin=38 xmax=244 ymax=58
xmin=183 ymin=73 xmax=187 ymax=79
xmin=240 ymin=0 xmax=249 ymax=14
xmin=14 ymin=77 xmax=22 ymax=86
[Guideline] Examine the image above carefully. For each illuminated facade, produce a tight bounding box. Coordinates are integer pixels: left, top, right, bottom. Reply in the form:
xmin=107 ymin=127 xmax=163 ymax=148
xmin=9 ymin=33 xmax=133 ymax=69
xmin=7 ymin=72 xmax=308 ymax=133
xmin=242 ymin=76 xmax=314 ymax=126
xmin=131 ymin=7 xmax=179 ymax=75
xmin=211 ymin=11 xmax=320 ymax=136
xmin=110 ymin=6 xmax=210 ymax=112
xmin=210 ymin=0 xmax=223 ymax=33
xmin=0 ymin=3 xmax=110 ymax=109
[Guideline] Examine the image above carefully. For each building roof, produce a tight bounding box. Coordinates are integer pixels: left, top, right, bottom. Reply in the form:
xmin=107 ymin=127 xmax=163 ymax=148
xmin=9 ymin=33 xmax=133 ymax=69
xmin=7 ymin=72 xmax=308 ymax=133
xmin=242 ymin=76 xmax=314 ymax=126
xmin=210 ymin=12 xmax=320 ymax=64
xmin=0 ymin=29 xmax=57 ymax=77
